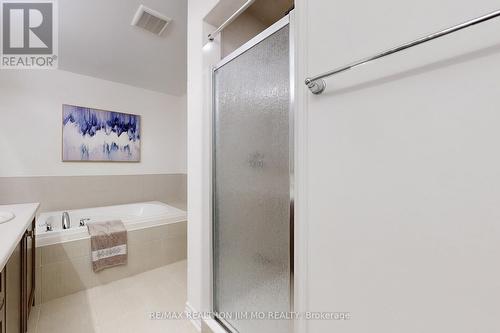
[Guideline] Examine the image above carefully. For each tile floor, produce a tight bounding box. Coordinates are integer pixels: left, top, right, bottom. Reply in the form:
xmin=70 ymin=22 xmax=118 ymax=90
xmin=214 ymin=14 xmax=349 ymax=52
xmin=27 ymin=260 xmax=198 ymax=333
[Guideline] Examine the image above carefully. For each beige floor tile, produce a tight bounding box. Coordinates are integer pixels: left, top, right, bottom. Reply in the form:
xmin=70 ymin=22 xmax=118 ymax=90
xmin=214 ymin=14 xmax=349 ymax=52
xmin=156 ymin=260 xmax=188 ymax=288
xmin=36 ymin=291 xmax=99 ymax=333
xmin=30 ymin=260 xmax=195 ymax=333
xmin=97 ymin=310 xmax=196 ymax=333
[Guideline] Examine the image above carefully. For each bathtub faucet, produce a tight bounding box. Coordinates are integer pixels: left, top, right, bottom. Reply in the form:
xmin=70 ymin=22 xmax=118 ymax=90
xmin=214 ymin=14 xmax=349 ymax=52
xmin=62 ymin=212 xmax=71 ymax=229
xmin=79 ymin=218 xmax=90 ymax=226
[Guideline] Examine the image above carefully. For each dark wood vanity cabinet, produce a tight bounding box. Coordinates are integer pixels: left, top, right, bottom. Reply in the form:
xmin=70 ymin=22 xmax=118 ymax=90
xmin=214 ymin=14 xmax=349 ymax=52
xmin=1 ymin=265 xmax=6 ymax=333
xmin=4 ymin=219 xmax=36 ymax=333
xmin=22 ymin=220 xmax=36 ymax=332
xmin=5 ymin=243 xmax=21 ymax=333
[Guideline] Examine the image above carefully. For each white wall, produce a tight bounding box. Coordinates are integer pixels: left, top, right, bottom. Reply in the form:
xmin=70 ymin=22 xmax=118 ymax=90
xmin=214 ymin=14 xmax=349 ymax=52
xmin=302 ymin=0 xmax=500 ymax=332
xmin=0 ymin=70 xmax=186 ymax=177
xmin=186 ymin=0 xmax=220 ymax=326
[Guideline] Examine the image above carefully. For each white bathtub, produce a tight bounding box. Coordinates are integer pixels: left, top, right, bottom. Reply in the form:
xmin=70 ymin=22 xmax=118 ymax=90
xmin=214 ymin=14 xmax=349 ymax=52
xmin=36 ymin=201 xmax=187 ymax=247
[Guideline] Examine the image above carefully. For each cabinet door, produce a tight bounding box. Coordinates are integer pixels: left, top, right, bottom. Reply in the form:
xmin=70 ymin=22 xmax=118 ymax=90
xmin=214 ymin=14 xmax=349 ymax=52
xmin=25 ymin=220 xmax=35 ymax=317
xmin=6 ymin=243 xmax=21 ymax=333
xmin=0 ymin=267 xmax=5 ymax=333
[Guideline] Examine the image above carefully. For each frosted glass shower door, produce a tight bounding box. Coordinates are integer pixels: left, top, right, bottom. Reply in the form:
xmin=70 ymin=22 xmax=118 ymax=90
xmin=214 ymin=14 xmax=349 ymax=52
xmin=213 ymin=20 xmax=291 ymax=333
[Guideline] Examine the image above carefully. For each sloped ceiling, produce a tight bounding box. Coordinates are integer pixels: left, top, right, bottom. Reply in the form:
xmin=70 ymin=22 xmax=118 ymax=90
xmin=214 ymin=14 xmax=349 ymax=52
xmin=59 ymin=0 xmax=187 ymax=95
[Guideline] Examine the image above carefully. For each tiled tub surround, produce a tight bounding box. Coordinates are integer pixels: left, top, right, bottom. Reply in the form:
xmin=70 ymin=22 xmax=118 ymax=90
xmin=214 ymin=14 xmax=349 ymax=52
xmin=0 ymin=174 xmax=187 ymax=213
xmin=35 ymin=218 xmax=187 ymax=304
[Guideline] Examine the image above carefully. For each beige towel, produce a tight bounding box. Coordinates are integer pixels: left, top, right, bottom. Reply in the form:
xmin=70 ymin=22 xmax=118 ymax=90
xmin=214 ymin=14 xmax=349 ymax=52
xmin=87 ymin=220 xmax=127 ymax=272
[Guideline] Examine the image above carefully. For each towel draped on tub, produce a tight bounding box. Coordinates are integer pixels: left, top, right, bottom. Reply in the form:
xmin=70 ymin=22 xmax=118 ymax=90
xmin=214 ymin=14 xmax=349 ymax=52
xmin=87 ymin=220 xmax=128 ymax=272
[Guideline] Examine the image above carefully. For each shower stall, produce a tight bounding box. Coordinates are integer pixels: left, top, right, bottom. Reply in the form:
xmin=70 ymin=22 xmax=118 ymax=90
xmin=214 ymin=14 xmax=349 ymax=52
xmin=212 ymin=15 xmax=293 ymax=333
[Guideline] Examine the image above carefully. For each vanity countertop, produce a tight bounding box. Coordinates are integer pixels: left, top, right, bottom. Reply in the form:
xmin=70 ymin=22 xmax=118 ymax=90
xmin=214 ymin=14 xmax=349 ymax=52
xmin=0 ymin=203 xmax=39 ymax=272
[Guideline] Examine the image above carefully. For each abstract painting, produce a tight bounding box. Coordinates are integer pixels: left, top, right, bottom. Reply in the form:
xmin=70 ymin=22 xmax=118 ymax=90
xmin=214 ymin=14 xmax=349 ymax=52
xmin=62 ymin=104 xmax=141 ymax=162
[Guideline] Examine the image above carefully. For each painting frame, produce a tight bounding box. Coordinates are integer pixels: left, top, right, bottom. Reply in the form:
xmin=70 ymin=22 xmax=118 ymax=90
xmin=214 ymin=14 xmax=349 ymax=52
xmin=61 ymin=104 xmax=142 ymax=163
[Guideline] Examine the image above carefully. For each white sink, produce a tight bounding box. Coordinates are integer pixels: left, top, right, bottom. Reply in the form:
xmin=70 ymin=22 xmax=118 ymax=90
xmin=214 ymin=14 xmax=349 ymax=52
xmin=0 ymin=211 xmax=15 ymax=224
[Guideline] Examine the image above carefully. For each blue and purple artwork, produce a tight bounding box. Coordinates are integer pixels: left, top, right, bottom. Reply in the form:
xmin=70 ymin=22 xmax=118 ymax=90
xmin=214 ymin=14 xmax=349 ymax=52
xmin=62 ymin=105 xmax=141 ymax=162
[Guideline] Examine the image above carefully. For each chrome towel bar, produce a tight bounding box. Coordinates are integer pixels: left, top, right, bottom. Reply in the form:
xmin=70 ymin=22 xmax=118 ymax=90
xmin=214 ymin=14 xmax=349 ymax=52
xmin=305 ymin=9 xmax=500 ymax=95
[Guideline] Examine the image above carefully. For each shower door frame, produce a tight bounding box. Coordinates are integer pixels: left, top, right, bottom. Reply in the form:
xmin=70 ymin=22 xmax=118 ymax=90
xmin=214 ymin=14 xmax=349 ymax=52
xmin=210 ymin=13 xmax=295 ymax=333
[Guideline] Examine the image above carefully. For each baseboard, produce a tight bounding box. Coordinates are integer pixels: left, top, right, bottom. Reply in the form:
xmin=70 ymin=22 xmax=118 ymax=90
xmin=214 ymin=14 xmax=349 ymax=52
xmin=185 ymin=302 xmax=202 ymax=332
xmin=202 ymin=317 xmax=229 ymax=333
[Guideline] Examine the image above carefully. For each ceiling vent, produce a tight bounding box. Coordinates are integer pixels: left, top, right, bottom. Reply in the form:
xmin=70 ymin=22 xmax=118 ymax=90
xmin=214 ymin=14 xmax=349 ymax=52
xmin=131 ymin=5 xmax=171 ymax=36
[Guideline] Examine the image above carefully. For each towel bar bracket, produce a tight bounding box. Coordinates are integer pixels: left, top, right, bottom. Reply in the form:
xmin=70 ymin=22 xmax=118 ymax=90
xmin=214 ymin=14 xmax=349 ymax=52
xmin=305 ymin=78 xmax=326 ymax=95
